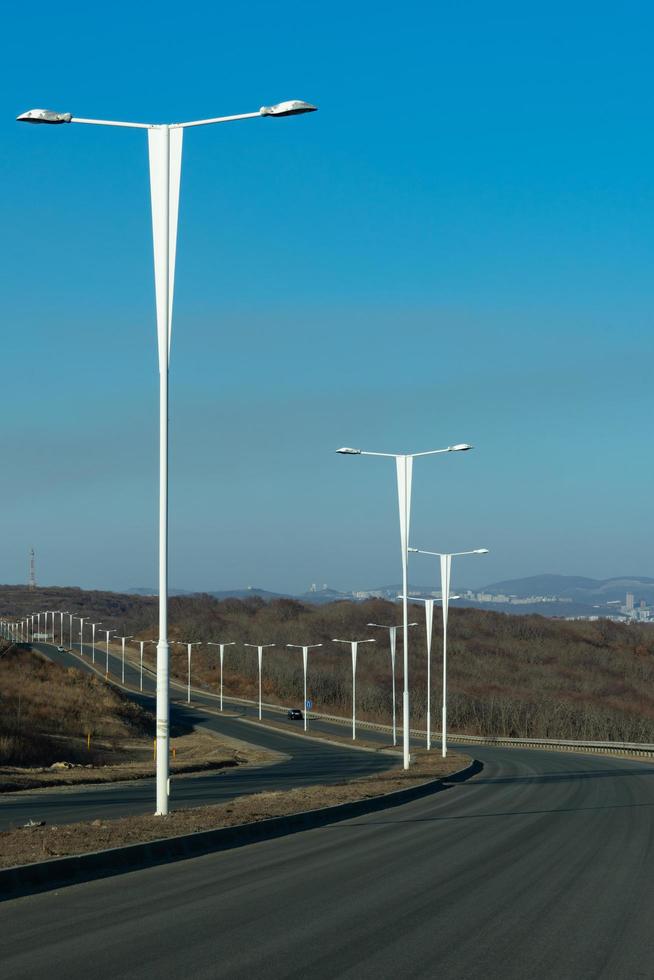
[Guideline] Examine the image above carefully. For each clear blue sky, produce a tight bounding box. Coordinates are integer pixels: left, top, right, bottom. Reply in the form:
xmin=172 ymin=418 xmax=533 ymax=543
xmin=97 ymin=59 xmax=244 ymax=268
xmin=1 ymin=1 xmax=653 ymax=594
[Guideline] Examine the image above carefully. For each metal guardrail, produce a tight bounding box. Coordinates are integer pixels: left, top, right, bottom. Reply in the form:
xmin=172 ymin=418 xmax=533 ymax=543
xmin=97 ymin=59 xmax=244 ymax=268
xmin=213 ymin=694 xmax=654 ymax=757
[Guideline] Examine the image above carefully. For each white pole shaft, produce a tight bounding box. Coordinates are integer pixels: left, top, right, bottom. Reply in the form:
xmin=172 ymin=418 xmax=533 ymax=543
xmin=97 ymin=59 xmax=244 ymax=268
xmin=352 ymin=643 xmax=357 ymax=740
xmin=140 ymin=641 xmax=144 ymax=691
xmin=92 ymin=624 xmax=96 ymax=664
xmin=220 ymin=647 xmax=224 ymax=711
xmin=396 ymin=455 xmax=413 ymax=770
xmin=390 ymin=628 xmax=397 ymax=747
xmin=155 ymin=126 xmax=171 ymax=816
xmin=106 ymin=635 xmax=110 ymax=674
xmin=303 ymin=647 xmax=308 ymax=732
xmin=187 ymin=644 xmax=191 ymax=703
xmin=426 ymin=600 xmax=433 ymax=751
xmin=122 ymin=638 xmax=126 ymax=683
xmin=79 ymin=620 xmax=84 ymax=656
xmin=258 ymin=647 xmax=263 ymax=720
xmin=441 ymin=554 xmax=451 ymax=758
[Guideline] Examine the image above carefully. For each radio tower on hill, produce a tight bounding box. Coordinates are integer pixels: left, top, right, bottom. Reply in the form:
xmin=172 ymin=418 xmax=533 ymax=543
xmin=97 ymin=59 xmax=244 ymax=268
xmin=28 ymin=548 xmax=36 ymax=590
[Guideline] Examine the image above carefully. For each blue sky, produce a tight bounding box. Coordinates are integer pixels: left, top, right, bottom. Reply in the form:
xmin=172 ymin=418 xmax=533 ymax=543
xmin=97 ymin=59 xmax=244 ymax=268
xmin=1 ymin=1 xmax=653 ymax=594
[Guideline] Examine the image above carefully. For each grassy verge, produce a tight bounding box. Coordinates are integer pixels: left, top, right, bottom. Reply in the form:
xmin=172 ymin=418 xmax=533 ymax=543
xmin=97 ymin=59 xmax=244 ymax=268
xmin=0 ymin=749 xmax=469 ymax=868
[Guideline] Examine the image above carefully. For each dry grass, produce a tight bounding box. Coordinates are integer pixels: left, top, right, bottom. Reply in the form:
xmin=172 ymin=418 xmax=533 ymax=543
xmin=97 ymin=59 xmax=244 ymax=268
xmin=0 ymin=647 xmax=153 ymax=768
xmin=0 ymin=649 xmax=282 ymax=792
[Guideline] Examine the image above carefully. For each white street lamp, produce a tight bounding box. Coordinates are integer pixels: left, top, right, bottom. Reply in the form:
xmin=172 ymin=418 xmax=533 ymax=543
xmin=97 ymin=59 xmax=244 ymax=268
xmin=138 ymin=639 xmax=157 ymax=692
xmin=19 ymin=99 xmax=316 ymax=816
xmin=409 ymin=547 xmax=488 ymax=756
xmin=286 ymin=644 xmax=323 ymax=731
xmin=367 ymin=622 xmax=418 ymax=746
xmin=90 ymin=622 xmax=102 ymax=665
xmin=115 ymin=635 xmax=134 ymax=684
xmin=58 ymin=611 xmax=66 ymax=646
xmin=173 ymin=641 xmax=202 ymax=703
xmin=336 ymin=443 xmax=472 ymax=767
xmin=207 ymin=642 xmax=236 ymax=711
xmin=244 ymin=643 xmax=275 ymax=720
xmin=100 ymin=628 xmax=116 ymax=676
xmin=77 ymin=617 xmax=90 ymax=657
xmin=68 ymin=612 xmax=74 ymax=650
xmin=332 ymin=638 xmax=376 ymax=740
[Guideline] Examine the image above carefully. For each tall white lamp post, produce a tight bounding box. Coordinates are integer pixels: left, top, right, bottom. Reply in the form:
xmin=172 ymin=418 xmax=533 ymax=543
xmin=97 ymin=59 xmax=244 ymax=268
xmin=58 ymin=611 xmax=66 ymax=646
xmin=244 ymin=643 xmax=275 ymax=720
xmin=90 ymin=622 xmax=102 ymax=665
xmin=115 ymin=634 xmax=134 ymax=684
xmin=68 ymin=612 xmax=74 ymax=650
xmin=207 ymin=641 xmax=236 ymax=711
xmin=77 ymin=616 xmax=91 ymax=657
xmin=332 ymin=638 xmax=376 ymax=739
xmin=367 ymin=622 xmax=418 ymax=746
xmin=336 ymin=443 xmax=472 ymax=767
xmin=174 ymin=641 xmax=202 ymax=703
xmin=286 ymin=643 xmax=323 ymax=731
xmin=138 ymin=639 xmax=157 ymax=692
xmin=401 ymin=596 xmax=458 ymax=750
xmin=100 ymin=628 xmax=116 ymax=676
xmin=19 ymin=100 xmax=317 ymax=816
xmin=410 ymin=547 xmax=489 ymax=756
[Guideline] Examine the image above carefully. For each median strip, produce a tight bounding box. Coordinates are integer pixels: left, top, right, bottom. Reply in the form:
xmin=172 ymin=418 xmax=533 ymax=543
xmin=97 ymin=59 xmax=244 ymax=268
xmin=0 ymin=750 xmax=478 ymax=900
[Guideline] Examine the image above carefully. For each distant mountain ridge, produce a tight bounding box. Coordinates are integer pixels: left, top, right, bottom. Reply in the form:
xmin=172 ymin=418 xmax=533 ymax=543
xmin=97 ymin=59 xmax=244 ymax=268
xmin=125 ymin=574 xmax=654 ymax=613
xmin=479 ymin=574 xmax=654 ymax=603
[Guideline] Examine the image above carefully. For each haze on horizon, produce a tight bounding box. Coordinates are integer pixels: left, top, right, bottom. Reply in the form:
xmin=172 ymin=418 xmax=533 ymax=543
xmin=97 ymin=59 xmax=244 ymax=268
xmin=2 ymin=2 xmax=653 ymax=595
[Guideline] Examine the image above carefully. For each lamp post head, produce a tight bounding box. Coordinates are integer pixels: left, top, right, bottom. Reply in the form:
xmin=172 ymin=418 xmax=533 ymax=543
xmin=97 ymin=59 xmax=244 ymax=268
xmin=474 ymin=549 xmax=490 ymax=554
xmin=17 ymin=108 xmax=72 ymax=124
xmin=449 ymin=443 xmax=472 ymax=452
xmin=336 ymin=447 xmax=361 ymax=455
xmin=259 ymin=100 xmax=317 ymax=117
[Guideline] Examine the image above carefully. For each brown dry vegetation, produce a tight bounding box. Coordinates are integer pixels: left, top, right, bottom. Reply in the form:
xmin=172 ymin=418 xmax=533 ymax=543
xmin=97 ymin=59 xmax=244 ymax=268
xmin=0 ymin=646 xmax=154 ymax=768
xmin=4 ymin=586 xmax=654 ymax=742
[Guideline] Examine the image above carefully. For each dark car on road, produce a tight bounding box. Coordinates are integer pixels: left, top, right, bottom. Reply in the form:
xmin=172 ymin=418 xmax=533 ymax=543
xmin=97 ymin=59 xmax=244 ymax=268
xmin=287 ymin=708 xmax=303 ymax=720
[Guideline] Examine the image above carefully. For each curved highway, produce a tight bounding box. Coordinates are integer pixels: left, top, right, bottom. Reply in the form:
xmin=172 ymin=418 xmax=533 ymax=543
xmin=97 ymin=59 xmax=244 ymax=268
xmin=3 ymin=744 xmax=654 ymax=978
xmin=0 ymin=643 xmax=395 ymax=829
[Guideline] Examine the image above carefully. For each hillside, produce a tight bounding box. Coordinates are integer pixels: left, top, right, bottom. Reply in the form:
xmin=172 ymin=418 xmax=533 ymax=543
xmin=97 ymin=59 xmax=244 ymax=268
xmin=3 ymin=585 xmax=654 ymax=742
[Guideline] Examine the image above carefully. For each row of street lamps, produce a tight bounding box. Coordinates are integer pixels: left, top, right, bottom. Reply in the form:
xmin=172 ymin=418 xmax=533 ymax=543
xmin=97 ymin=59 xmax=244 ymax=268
xmin=1 ymin=570 xmax=486 ymax=756
xmin=336 ymin=446 xmax=489 ymax=765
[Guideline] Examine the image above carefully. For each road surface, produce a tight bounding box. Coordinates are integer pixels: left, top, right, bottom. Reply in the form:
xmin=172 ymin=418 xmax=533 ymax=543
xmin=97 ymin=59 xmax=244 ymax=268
xmin=3 ymin=744 xmax=653 ymax=978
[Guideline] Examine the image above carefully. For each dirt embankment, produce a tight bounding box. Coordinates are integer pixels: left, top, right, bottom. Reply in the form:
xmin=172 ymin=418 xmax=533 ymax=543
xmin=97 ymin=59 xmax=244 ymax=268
xmin=0 ymin=648 xmax=281 ymax=792
xmin=0 ymin=748 xmax=470 ymax=868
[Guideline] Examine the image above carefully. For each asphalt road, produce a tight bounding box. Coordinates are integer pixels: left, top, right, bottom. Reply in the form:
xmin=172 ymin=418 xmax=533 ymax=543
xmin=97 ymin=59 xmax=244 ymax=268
xmin=3 ymin=745 xmax=654 ymax=979
xmin=0 ymin=643 xmax=394 ymax=829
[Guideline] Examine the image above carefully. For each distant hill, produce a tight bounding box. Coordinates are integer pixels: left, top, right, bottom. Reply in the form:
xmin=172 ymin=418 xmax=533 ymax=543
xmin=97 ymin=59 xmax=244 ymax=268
xmin=480 ymin=574 xmax=654 ymax=603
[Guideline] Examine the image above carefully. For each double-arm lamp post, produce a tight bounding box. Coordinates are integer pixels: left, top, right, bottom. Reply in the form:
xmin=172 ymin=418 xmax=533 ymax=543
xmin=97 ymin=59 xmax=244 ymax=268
xmin=174 ymin=641 xmax=202 ymax=703
xmin=286 ymin=643 xmax=322 ymax=731
xmin=336 ymin=444 xmax=472 ymax=768
xmin=409 ymin=547 xmax=489 ymax=756
xmin=207 ymin=642 xmax=236 ymax=711
xmin=367 ymin=622 xmax=417 ymax=746
xmin=19 ymin=98 xmax=317 ymax=815
xmin=332 ymin=638 xmax=375 ymax=740
xmin=244 ymin=643 xmax=275 ymax=720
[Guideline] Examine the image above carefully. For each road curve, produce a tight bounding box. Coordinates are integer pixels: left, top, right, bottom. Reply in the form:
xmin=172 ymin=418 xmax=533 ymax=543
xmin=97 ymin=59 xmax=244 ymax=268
xmin=3 ymin=746 xmax=654 ymax=978
xmin=0 ymin=644 xmax=394 ymax=830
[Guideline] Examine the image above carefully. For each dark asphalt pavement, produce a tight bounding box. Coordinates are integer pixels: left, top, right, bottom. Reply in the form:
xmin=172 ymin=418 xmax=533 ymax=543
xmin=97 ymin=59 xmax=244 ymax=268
xmin=0 ymin=644 xmax=394 ymax=829
xmin=3 ymin=744 xmax=654 ymax=978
